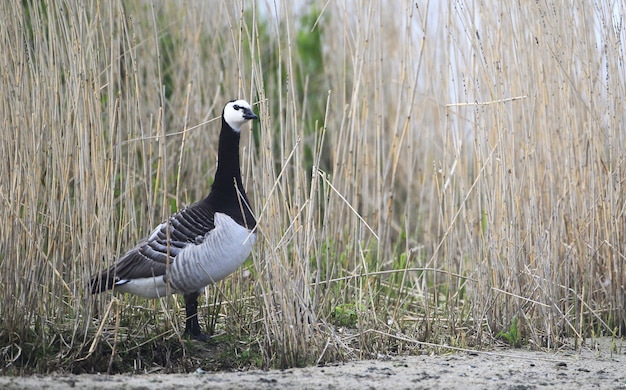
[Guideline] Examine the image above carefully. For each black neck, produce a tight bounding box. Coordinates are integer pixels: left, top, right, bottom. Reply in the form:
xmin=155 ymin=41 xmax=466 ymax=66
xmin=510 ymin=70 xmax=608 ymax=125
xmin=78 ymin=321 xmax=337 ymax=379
xmin=205 ymin=118 xmax=256 ymax=229
xmin=213 ymin=118 xmax=242 ymax=188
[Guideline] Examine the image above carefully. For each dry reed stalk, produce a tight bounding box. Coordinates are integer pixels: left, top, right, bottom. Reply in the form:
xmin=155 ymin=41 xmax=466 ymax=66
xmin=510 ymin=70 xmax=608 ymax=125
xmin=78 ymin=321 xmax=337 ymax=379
xmin=0 ymin=0 xmax=624 ymax=373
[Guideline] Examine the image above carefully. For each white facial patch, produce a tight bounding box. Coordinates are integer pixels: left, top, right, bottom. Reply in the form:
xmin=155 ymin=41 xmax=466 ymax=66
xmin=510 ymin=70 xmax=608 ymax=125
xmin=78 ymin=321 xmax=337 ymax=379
xmin=223 ymin=99 xmax=254 ymax=131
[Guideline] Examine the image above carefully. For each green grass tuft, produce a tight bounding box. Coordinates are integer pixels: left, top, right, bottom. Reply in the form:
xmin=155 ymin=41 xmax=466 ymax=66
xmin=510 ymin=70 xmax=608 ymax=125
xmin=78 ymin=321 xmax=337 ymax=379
xmin=497 ymin=315 xmax=523 ymax=348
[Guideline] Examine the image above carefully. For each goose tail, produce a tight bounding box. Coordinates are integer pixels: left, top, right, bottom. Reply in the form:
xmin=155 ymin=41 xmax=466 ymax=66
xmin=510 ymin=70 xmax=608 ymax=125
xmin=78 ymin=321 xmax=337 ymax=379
xmin=90 ymin=269 xmax=116 ymax=294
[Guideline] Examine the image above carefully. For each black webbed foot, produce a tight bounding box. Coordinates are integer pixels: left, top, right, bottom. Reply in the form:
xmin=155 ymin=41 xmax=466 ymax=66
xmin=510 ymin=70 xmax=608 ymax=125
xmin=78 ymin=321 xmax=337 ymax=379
xmin=183 ymin=291 xmax=210 ymax=341
xmin=184 ymin=328 xmax=211 ymax=341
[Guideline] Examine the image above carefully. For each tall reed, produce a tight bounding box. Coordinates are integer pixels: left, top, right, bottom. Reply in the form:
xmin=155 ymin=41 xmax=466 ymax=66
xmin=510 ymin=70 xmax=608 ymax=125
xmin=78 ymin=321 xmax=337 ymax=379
xmin=0 ymin=0 xmax=624 ymax=373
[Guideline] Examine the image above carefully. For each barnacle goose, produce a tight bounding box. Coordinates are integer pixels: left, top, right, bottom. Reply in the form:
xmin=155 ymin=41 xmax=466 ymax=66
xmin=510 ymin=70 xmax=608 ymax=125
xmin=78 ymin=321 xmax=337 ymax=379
xmin=90 ymin=99 xmax=258 ymax=340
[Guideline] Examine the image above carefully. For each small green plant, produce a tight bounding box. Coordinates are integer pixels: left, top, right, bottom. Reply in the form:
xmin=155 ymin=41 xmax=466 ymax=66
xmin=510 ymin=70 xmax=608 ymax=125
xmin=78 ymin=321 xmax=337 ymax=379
xmin=497 ymin=315 xmax=522 ymax=347
xmin=331 ymin=304 xmax=358 ymax=328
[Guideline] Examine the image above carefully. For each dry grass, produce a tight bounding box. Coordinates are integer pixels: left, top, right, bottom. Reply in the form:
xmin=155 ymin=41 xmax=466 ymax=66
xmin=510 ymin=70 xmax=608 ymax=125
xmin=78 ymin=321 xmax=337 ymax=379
xmin=1 ymin=0 xmax=624 ymax=374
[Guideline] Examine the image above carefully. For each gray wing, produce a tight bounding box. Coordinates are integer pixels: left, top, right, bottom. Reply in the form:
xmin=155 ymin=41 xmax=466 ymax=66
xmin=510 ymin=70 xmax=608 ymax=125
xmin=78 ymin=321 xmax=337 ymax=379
xmin=91 ymin=200 xmax=215 ymax=292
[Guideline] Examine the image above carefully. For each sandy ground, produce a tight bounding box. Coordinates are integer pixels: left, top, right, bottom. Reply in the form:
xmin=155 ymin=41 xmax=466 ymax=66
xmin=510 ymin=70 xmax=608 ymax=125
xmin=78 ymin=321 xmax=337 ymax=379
xmin=2 ymin=340 xmax=625 ymax=389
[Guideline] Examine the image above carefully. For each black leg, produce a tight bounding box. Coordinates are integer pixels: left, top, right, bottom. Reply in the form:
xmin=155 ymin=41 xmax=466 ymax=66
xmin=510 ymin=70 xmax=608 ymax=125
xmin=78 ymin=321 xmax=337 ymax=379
xmin=184 ymin=291 xmax=210 ymax=341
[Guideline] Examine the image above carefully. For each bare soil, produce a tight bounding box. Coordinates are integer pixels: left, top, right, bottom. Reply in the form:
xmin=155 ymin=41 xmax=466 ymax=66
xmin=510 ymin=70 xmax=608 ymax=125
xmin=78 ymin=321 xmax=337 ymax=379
xmin=1 ymin=339 xmax=624 ymax=389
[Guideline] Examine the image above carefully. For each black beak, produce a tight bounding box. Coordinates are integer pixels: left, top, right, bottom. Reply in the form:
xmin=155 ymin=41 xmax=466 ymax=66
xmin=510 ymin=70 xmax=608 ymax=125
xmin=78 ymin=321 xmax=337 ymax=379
xmin=243 ymin=107 xmax=258 ymax=120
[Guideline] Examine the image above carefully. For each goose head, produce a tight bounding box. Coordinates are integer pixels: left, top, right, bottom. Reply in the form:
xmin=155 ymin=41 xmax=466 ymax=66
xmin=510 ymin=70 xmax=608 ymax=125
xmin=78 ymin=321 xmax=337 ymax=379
xmin=223 ymin=99 xmax=258 ymax=132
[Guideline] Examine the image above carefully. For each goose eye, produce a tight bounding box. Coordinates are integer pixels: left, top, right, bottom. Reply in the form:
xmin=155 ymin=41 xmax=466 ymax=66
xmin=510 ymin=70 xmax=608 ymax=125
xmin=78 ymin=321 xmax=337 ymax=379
xmin=233 ymin=105 xmax=241 ymax=110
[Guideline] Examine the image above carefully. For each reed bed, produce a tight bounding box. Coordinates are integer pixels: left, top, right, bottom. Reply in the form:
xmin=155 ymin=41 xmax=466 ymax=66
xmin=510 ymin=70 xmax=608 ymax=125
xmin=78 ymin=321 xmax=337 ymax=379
xmin=0 ymin=0 xmax=624 ymax=373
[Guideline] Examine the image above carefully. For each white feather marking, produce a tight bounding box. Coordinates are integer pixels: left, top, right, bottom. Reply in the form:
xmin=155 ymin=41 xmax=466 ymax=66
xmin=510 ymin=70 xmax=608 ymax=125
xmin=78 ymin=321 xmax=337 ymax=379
xmin=147 ymin=222 xmax=166 ymax=242
xmin=114 ymin=275 xmax=171 ymax=299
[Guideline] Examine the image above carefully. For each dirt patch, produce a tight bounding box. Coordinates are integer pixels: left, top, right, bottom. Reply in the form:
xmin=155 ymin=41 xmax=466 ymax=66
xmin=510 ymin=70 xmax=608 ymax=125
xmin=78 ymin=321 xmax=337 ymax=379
xmin=1 ymin=339 xmax=624 ymax=389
